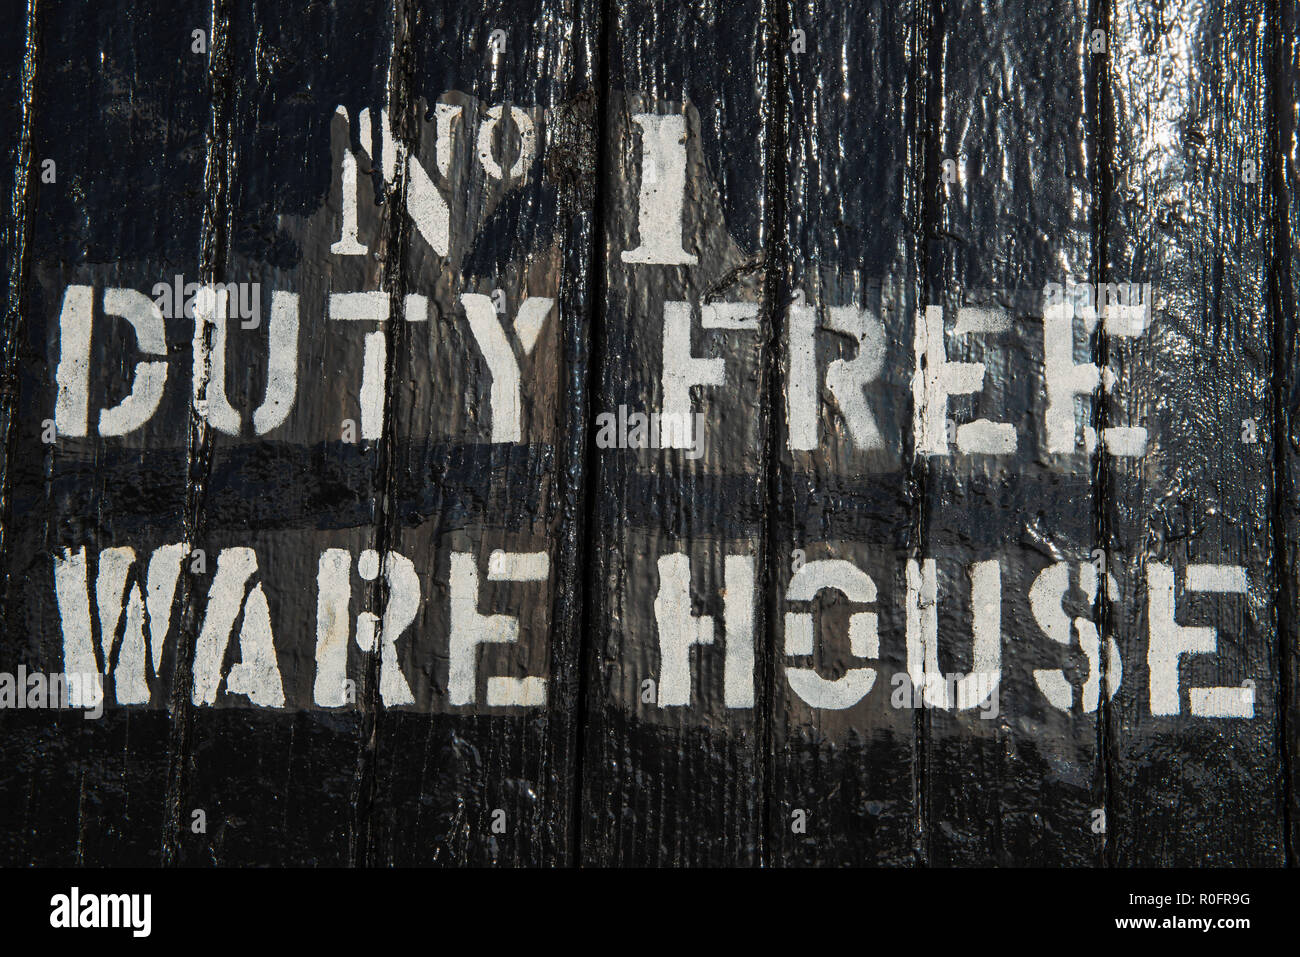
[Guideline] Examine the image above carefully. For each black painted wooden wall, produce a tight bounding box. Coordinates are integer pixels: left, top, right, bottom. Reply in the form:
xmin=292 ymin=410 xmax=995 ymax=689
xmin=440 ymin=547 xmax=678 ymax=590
xmin=0 ymin=0 xmax=1296 ymax=866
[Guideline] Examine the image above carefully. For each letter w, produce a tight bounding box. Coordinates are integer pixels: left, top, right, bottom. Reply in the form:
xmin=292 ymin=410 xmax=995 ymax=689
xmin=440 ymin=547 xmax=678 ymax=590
xmin=52 ymin=544 xmax=189 ymax=705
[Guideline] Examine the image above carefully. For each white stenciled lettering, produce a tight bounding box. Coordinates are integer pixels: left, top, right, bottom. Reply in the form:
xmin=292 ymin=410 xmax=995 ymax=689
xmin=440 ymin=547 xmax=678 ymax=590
xmin=52 ymin=543 xmax=188 ymax=706
xmin=784 ymin=559 xmax=879 ymax=709
xmin=55 ymin=286 xmax=169 ymax=438
xmin=912 ymin=305 xmax=1015 ymax=456
xmin=1147 ymin=563 xmax=1253 ymax=717
xmin=1029 ymin=561 xmax=1121 ymax=711
xmin=461 ymin=294 xmax=553 ymax=443
xmin=193 ymin=288 xmax=299 ymax=436
xmin=622 ymin=113 xmax=696 ymax=265
xmin=905 ymin=558 xmax=1002 ymax=710
xmin=192 ymin=548 xmax=285 ymax=708
xmin=447 ymin=550 xmax=549 ymax=706
xmin=653 ymin=553 xmax=755 ymax=707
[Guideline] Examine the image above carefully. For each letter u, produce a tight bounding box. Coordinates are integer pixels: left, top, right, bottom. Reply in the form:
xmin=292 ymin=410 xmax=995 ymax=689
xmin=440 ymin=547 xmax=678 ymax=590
xmin=193 ymin=289 xmax=299 ymax=435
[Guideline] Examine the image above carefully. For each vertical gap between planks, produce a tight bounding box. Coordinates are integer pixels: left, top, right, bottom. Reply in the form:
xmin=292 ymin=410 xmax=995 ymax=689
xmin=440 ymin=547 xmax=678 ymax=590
xmin=910 ymin=0 xmax=942 ymax=868
xmin=756 ymin=0 xmax=790 ymax=870
xmin=0 ymin=0 xmax=41 ymax=583
xmin=571 ymin=0 xmax=613 ymax=869
xmin=355 ymin=0 xmax=419 ymax=868
xmin=1089 ymin=0 xmax=1116 ymax=870
xmin=0 ymin=5 xmax=41 ymax=862
xmin=12 ymin=0 xmax=1285 ymax=874
xmin=161 ymin=0 xmax=234 ymax=867
xmin=1270 ymin=0 xmax=1295 ymax=867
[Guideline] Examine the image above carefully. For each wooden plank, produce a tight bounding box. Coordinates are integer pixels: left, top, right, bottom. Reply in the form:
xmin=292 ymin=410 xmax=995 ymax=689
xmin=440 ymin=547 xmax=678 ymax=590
xmin=918 ymin=0 xmax=1102 ymax=866
xmin=1278 ymin=0 xmax=1300 ymax=865
xmin=579 ymin=0 xmax=776 ymax=865
xmin=0 ymin=0 xmax=1293 ymax=870
xmin=160 ymin=0 xmax=597 ymax=866
xmin=0 ymin=0 xmax=216 ymax=864
xmin=167 ymin=0 xmax=400 ymax=865
xmin=1103 ymin=0 xmax=1285 ymax=864
xmin=764 ymin=0 xmax=921 ymax=866
xmin=360 ymin=0 xmax=598 ymax=866
xmin=0 ymin=0 xmax=45 ymax=869
xmin=0 ymin=0 xmax=33 ymax=555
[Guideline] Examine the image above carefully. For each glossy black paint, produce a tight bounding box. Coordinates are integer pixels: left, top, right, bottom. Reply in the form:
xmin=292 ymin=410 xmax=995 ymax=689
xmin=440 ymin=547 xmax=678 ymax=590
xmin=0 ymin=0 xmax=1294 ymax=866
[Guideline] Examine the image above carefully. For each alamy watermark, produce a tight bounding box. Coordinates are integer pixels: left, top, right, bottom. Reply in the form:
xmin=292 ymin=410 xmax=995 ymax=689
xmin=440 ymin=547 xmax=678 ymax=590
xmin=50 ymin=886 xmax=151 ymax=936
xmin=152 ymin=276 xmax=261 ymax=328
xmin=890 ymin=670 xmax=1000 ymax=719
xmin=595 ymin=405 xmax=706 ymax=460
xmin=0 ymin=666 xmax=103 ymax=719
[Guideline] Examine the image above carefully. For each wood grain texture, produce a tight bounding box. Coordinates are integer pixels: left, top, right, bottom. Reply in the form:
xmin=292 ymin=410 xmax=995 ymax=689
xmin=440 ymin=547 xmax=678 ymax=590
xmin=1103 ymin=0 xmax=1284 ymax=865
xmin=578 ymin=0 xmax=776 ymax=865
xmin=168 ymin=0 xmax=397 ymax=867
xmin=1278 ymin=0 xmax=1300 ymax=866
xmin=767 ymin=0 xmax=921 ymax=866
xmin=0 ymin=0 xmax=215 ymax=866
xmin=921 ymin=0 xmax=1101 ymax=867
xmin=362 ymin=0 xmax=597 ymax=866
xmin=0 ymin=0 xmax=1294 ymax=867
